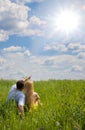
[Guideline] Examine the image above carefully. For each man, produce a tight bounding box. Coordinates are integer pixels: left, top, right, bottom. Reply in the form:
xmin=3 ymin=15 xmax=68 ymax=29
xmin=6 ymin=83 xmax=16 ymax=102
xmin=15 ymin=80 xmax=25 ymax=115
xmin=6 ymin=76 xmax=31 ymax=102
xmin=6 ymin=76 xmax=31 ymax=115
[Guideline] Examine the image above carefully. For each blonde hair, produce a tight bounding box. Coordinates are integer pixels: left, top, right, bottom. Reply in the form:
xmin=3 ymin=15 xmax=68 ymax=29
xmin=24 ymin=79 xmax=41 ymax=111
xmin=24 ymin=79 xmax=34 ymax=111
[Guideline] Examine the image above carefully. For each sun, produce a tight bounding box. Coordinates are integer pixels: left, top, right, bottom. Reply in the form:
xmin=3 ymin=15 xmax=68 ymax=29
xmin=54 ymin=9 xmax=80 ymax=34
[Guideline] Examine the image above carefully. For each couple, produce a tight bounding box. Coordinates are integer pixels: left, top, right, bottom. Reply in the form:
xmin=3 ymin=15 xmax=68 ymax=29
xmin=7 ymin=76 xmax=40 ymax=115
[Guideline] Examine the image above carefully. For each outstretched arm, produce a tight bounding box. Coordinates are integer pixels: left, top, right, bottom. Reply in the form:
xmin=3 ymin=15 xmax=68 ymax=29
xmin=17 ymin=94 xmax=26 ymax=115
xmin=22 ymin=76 xmax=31 ymax=82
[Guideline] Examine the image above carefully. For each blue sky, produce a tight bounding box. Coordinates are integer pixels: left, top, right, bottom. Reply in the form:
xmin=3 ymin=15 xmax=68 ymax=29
xmin=0 ymin=0 xmax=85 ymax=80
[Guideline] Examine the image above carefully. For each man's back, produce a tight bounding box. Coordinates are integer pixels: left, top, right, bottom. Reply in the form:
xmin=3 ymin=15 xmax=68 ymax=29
xmin=7 ymin=84 xmax=16 ymax=101
xmin=15 ymin=90 xmax=25 ymax=106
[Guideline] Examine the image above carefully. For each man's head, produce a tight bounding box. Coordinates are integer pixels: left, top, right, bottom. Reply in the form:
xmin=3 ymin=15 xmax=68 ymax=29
xmin=16 ymin=80 xmax=24 ymax=91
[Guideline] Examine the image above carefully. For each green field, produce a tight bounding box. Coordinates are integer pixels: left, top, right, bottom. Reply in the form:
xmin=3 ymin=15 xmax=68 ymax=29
xmin=0 ymin=79 xmax=85 ymax=130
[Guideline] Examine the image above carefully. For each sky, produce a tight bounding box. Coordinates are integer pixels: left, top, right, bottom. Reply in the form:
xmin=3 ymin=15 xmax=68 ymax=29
xmin=0 ymin=0 xmax=85 ymax=81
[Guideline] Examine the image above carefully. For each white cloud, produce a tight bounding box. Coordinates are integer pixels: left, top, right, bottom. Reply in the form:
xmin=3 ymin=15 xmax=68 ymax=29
xmin=0 ymin=57 xmax=6 ymax=64
xmin=0 ymin=0 xmax=29 ymax=40
xmin=0 ymin=0 xmax=46 ymax=41
xmin=67 ymin=43 xmax=85 ymax=53
xmin=44 ymin=59 xmax=54 ymax=66
xmin=2 ymin=46 xmax=31 ymax=57
xmin=0 ymin=30 xmax=9 ymax=41
xmin=15 ymin=0 xmax=44 ymax=4
xmin=29 ymin=16 xmax=46 ymax=26
xmin=24 ymin=50 xmax=31 ymax=56
xmin=77 ymin=52 xmax=85 ymax=59
xmin=16 ymin=52 xmax=24 ymax=57
xmin=68 ymin=43 xmax=80 ymax=50
xmin=0 ymin=51 xmax=85 ymax=80
xmin=0 ymin=0 xmax=30 ymax=27
xmin=71 ymin=65 xmax=83 ymax=72
xmin=19 ymin=28 xmax=44 ymax=36
xmin=3 ymin=46 xmax=22 ymax=52
xmin=44 ymin=42 xmax=67 ymax=52
xmin=44 ymin=42 xmax=85 ymax=55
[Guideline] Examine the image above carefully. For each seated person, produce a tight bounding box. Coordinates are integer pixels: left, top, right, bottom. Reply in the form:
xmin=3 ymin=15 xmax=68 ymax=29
xmin=15 ymin=80 xmax=25 ymax=115
xmin=6 ymin=76 xmax=31 ymax=102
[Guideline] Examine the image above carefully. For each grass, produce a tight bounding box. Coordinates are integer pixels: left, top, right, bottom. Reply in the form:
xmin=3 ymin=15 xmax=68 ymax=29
xmin=0 ymin=79 xmax=85 ymax=130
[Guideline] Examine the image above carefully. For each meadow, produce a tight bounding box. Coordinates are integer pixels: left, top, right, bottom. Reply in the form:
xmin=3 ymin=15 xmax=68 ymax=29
xmin=0 ymin=79 xmax=85 ymax=130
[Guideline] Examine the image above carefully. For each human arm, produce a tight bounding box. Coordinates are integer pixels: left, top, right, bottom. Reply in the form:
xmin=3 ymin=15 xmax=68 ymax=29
xmin=17 ymin=94 xmax=25 ymax=115
xmin=22 ymin=75 xmax=31 ymax=82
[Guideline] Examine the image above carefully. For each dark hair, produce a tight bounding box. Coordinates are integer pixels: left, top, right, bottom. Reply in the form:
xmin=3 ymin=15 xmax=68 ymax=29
xmin=16 ymin=80 xmax=24 ymax=90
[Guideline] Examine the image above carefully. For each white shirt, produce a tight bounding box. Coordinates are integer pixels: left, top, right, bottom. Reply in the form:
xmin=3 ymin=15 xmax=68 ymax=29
xmin=7 ymin=84 xmax=16 ymax=101
xmin=15 ymin=90 xmax=25 ymax=106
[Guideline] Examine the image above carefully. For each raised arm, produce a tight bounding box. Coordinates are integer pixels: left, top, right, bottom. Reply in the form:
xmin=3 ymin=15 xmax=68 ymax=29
xmin=22 ymin=76 xmax=31 ymax=82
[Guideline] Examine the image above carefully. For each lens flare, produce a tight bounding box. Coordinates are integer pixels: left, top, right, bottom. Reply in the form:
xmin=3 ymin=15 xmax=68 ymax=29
xmin=53 ymin=9 xmax=80 ymax=35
